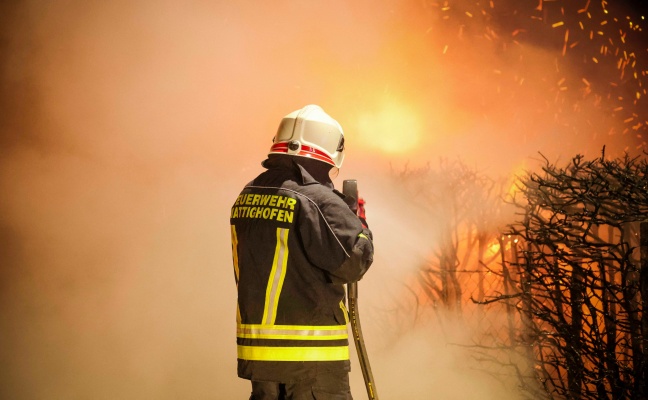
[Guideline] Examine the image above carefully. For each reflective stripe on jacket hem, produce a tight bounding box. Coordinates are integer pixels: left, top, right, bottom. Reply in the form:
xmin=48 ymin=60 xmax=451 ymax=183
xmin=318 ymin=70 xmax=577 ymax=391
xmin=237 ymin=345 xmax=349 ymax=361
xmin=237 ymin=324 xmax=348 ymax=340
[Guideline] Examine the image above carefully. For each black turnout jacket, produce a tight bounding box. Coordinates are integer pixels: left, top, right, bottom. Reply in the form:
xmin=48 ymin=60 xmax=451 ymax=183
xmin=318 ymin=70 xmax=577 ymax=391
xmin=230 ymin=155 xmax=374 ymax=383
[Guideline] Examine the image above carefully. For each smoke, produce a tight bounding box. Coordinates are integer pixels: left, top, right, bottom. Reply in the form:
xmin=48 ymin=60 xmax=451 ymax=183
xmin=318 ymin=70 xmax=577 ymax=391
xmin=339 ymin=168 xmax=529 ymax=399
xmin=353 ymin=317 xmax=529 ymax=400
xmin=1 ymin=0 xmax=644 ymax=398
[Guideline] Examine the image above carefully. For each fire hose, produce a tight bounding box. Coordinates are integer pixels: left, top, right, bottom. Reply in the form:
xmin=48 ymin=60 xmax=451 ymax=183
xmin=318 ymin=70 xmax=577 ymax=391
xmin=342 ymin=179 xmax=379 ymax=400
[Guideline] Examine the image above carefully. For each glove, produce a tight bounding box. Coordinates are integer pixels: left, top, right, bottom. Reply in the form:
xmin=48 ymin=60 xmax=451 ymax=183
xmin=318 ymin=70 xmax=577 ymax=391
xmin=357 ymin=197 xmax=368 ymax=229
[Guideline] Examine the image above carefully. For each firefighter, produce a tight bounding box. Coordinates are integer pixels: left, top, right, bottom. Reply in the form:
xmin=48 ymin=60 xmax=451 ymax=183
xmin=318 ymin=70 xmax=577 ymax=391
xmin=230 ymin=104 xmax=374 ymax=400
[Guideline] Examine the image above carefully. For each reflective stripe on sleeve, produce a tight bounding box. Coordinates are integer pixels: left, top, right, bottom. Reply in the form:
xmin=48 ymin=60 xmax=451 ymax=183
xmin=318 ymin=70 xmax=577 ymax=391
xmin=237 ymin=345 xmax=349 ymax=362
xmin=230 ymin=225 xmax=240 ymax=284
xmin=237 ymin=324 xmax=348 ymax=340
xmin=339 ymin=301 xmax=350 ymax=325
xmin=230 ymin=225 xmax=241 ymax=323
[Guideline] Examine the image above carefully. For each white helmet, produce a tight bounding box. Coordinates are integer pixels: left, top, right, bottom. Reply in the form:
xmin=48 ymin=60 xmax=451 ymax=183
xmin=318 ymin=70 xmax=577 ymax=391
xmin=269 ymin=105 xmax=345 ymax=168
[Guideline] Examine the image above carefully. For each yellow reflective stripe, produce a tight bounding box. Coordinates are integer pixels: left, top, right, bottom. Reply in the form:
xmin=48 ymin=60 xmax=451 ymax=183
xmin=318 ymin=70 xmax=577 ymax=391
xmin=262 ymin=228 xmax=290 ymax=325
xmin=339 ymin=301 xmax=350 ymax=325
xmin=230 ymin=225 xmax=241 ymax=323
xmin=358 ymin=233 xmax=369 ymax=240
xmin=238 ymin=324 xmax=348 ymax=340
xmin=230 ymin=225 xmax=240 ymax=284
xmin=237 ymin=345 xmax=349 ymax=361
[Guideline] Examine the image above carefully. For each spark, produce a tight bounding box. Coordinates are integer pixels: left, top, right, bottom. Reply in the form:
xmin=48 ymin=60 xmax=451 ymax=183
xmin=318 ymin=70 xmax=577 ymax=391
xmin=562 ymin=29 xmax=569 ymax=56
xmin=430 ymin=0 xmax=646 ymax=150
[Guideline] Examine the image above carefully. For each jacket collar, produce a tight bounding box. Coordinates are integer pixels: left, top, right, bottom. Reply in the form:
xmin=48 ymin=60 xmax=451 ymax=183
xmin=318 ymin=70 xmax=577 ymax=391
xmin=262 ymin=155 xmax=334 ymax=189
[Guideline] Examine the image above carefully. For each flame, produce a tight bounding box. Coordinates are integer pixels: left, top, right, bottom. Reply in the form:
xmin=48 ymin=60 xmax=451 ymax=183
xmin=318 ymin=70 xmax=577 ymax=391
xmin=355 ymin=98 xmax=423 ymax=155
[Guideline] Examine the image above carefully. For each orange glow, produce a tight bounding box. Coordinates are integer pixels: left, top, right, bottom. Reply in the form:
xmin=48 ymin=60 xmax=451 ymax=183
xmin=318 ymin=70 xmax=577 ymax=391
xmin=355 ymin=99 xmax=423 ymax=155
xmin=1 ymin=0 xmax=647 ymax=398
xmin=506 ymin=162 xmax=531 ymax=198
xmin=487 ymin=241 xmax=501 ymax=255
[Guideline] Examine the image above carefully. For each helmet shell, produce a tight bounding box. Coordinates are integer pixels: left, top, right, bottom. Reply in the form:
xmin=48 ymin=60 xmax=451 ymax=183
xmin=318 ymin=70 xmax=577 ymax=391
xmin=269 ymin=105 xmax=345 ymax=168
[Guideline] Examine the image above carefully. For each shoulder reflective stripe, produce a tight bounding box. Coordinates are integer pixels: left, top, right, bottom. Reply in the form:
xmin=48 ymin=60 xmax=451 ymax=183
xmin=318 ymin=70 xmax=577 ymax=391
xmin=237 ymin=345 xmax=349 ymax=361
xmin=230 ymin=225 xmax=241 ymax=324
xmin=238 ymin=324 xmax=348 ymax=340
xmin=358 ymin=233 xmax=369 ymax=240
xmin=261 ymin=228 xmax=290 ymax=325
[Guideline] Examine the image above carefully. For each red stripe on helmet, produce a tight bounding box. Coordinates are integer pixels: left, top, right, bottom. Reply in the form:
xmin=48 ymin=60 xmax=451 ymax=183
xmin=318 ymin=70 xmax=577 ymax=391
xmin=270 ymin=142 xmax=290 ymax=152
xmin=269 ymin=142 xmax=335 ymax=167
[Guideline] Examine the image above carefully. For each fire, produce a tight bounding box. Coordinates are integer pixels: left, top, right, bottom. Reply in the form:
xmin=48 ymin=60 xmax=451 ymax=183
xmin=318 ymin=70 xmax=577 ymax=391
xmin=355 ymin=98 xmax=423 ymax=155
xmin=487 ymin=241 xmax=501 ymax=255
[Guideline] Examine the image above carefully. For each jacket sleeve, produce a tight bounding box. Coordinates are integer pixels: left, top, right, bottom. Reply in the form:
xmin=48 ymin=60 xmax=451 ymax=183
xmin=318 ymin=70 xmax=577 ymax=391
xmin=329 ymin=228 xmax=373 ymax=283
xmin=298 ymin=189 xmax=374 ymax=284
